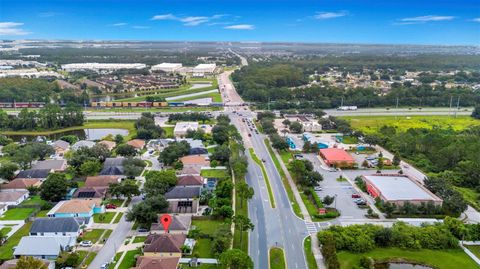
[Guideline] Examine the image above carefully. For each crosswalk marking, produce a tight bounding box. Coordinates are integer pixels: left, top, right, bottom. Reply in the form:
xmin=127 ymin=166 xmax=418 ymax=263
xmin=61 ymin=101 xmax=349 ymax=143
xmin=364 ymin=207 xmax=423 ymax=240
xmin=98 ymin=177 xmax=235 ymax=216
xmin=305 ymin=221 xmax=318 ymax=234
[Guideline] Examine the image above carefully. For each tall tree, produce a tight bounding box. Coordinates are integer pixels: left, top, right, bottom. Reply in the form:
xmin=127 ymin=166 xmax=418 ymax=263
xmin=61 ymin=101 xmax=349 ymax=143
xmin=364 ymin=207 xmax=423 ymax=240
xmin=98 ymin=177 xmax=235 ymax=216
xmin=232 ymin=215 xmax=254 ymax=250
xmin=15 ymin=256 xmax=48 ymax=269
xmin=40 ymin=173 xmax=69 ymax=202
xmin=219 ymin=249 xmax=254 ymax=269
xmin=236 ymin=181 xmax=254 ymax=208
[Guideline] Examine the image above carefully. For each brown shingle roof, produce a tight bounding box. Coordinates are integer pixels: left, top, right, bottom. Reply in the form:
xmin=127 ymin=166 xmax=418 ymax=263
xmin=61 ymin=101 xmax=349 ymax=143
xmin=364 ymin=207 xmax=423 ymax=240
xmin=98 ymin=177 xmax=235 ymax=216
xmin=143 ymin=233 xmax=186 ymax=253
xmin=177 ymin=175 xmax=203 ymax=186
xmin=56 ymin=199 xmax=101 ymax=214
xmin=1 ymin=178 xmax=41 ymax=190
xmin=85 ymin=176 xmax=121 ymax=188
xmin=0 ymin=190 xmax=28 ymax=203
xmin=180 ymin=155 xmax=209 ymax=166
xmin=133 ymin=256 xmax=179 ymax=269
xmin=127 ymin=139 xmax=145 ymax=149
xmin=97 ymin=141 xmax=116 ymax=151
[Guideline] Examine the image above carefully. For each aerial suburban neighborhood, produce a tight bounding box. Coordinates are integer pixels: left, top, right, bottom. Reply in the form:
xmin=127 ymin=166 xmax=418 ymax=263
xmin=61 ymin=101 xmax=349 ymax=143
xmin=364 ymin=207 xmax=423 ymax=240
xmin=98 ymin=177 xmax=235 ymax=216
xmin=0 ymin=1 xmax=479 ymax=269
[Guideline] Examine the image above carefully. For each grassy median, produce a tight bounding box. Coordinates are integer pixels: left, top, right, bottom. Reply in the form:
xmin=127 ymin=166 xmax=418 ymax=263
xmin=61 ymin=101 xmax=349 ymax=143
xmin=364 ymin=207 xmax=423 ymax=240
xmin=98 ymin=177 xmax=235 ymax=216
xmin=269 ymin=247 xmax=286 ymax=269
xmin=249 ymin=148 xmax=275 ymax=208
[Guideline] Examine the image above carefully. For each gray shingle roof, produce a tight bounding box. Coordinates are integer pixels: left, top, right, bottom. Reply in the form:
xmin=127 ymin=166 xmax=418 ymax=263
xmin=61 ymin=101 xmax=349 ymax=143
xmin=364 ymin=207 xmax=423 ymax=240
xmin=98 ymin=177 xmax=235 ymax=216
xmin=32 ymin=159 xmax=66 ymax=170
xmin=165 ymin=186 xmax=201 ymax=199
xmin=99 ymin=166 xmax=124 ymax=175
xmin=16 ymin=169 xmax=50 ymax=179
xmin=104 ymin=157 xmax=126 ymax=167
xmin=13 ymin=236 xmax=75 ymax=257
xmin=30 ymin=217 xmax=89 ymax=234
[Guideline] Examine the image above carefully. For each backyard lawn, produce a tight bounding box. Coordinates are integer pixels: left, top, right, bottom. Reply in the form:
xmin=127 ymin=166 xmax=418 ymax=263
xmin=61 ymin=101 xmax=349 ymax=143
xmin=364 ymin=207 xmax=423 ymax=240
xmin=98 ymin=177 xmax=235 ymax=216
xmin=465 ymin=245 xmax=480 ymax=259
xmin=338 ymin=248 xmax=478 ymax=269
xmin=191 ymin=218 xmax=230 ymax=258
xmin=269 ymin=247 xmax=286 ymax=269
xmin=200 ymin=168 xmax=230 ymax=179
xmin=93 ymin=212 xmax=117 ymax=223
xmin=0 ymin=208 xmax=35 ymax=220
xmin=20 ymin=196 xmax=49 ymax=207
xmin=0 ymin=222 xmax=32 ymax=260
xmin=132 ymin=236 xmax=147 ymax=244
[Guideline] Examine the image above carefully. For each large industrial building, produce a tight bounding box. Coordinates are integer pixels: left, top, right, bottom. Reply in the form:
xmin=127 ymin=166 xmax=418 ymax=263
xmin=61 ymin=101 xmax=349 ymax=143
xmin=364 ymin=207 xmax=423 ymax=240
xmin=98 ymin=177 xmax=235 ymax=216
xmin=362 ymin=174 xmax=443 ymax=206
xmin=192 ymin=63 xmax=216 ymax=77
xmin=151 ymin=63 xmax=183 ymax=73
xmin=319 ymin=148 xmax=355 ymax=167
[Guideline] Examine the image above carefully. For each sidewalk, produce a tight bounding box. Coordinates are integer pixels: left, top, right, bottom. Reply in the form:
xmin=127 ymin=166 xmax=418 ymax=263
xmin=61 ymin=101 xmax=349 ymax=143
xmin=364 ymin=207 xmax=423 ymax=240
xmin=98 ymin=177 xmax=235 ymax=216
xmin=272 ymin=148 xmax=326 ymax=269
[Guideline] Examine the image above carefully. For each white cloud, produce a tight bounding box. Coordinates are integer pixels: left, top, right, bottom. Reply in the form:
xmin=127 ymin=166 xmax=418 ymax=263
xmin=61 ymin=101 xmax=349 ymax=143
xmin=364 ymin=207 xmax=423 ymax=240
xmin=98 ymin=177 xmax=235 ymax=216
xmin=110 ymin=22 xmax=128 ymax=27
xmin=224 ymin=24 xmax=255 ymax=30
xmin=314 ymin=11 xmax=347 ymax=20
xmin=400 ymin=15 xmax=454 ymax=22
xmin=151 ymin=14 xmax=177 ymax=20
xmin=0 ymin=22 xmax=30 ymax=36
xmin=472 ymin=18 xmax=480 ymax=22
xmin=151 ymin=13 xmax=226 ymax=26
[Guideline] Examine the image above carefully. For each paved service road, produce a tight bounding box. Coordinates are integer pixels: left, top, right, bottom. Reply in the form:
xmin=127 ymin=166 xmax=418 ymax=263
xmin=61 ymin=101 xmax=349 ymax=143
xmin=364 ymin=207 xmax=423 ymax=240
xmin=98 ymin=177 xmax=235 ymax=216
xmin=324 ymin=107 xmax=473 ymax=116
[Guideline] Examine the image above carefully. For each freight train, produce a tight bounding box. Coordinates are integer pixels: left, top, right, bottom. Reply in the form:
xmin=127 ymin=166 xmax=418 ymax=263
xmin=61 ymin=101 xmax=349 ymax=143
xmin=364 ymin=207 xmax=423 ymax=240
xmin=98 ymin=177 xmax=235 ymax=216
xmin=0 ymin=101 xmax=223 ymax=109
xmin=0 ymin=102 xmax=46 ymax=108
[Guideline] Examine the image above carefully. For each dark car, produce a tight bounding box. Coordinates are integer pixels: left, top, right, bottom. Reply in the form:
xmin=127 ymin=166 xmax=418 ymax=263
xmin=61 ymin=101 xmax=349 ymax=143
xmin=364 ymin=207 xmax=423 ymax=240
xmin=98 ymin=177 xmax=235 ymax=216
xmin=351 ymin=194 xmax=361 ymax=198
xmin=105 ymin=204 xmax=117 ymax=209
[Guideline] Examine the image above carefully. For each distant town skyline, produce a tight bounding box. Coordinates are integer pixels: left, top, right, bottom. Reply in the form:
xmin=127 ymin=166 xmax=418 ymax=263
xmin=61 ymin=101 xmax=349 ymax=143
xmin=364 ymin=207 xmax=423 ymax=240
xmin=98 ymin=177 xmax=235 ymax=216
xmin=1 ymin=0 xmax=479 ymax=45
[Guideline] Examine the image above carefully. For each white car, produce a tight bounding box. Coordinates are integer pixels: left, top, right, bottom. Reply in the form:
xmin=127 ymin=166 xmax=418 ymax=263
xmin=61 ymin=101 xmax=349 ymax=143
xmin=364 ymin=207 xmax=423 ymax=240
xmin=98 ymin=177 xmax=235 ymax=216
xmin=100 ymin=263 xmax=109 ymax=269
xmin=314 ymin=186 xmax=323 ymax=191
xmin=79 ymin=240 xmax=93 ymax=247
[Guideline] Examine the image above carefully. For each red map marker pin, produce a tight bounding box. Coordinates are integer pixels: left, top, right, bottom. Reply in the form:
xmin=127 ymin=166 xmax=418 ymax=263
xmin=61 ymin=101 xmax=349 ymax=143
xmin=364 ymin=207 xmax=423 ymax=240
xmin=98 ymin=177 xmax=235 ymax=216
xmin=160 ymin=214 xmax=172 ymax=233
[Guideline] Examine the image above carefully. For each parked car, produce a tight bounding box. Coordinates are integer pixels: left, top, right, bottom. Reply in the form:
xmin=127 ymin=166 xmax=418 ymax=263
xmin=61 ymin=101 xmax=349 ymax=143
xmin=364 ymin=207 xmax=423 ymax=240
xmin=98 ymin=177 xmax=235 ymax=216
xmin=105 ymin=204 xmax=117 ymax=209
xmin=137 ymin=228 xmax=148 ymax=233
xmin=351 ymin=193 xmax=361 ymax=198
xmin=100 ymin=263 xmax=110 ymax=269
xmin=356 ymin=201 xmax=367 ymax=206
xmin=314 ymin=186 xmax=323 ymax=191
xmin=353 ymin=198 xmax=366 ymax=204
xmin=262 ymin=159 xmax=266 ymax=163
xmin=248 ymin=133 xmax=252 ymax=137
xmin=79 ymin=241 xmax=93 ymax=247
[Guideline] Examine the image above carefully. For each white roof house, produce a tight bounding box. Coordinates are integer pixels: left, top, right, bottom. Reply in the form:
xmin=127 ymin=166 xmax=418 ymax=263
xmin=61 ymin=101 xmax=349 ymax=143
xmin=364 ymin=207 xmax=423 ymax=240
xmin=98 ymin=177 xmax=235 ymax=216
xmin=71 ymin=140 xmax=96 ymax=151
xmin=151 ymin=63 xmax=183 ymax=73
xmin=174 ymin=122 xmax=199 ymax=137
xmin=13 ymin=236 xmax=76 ymax=259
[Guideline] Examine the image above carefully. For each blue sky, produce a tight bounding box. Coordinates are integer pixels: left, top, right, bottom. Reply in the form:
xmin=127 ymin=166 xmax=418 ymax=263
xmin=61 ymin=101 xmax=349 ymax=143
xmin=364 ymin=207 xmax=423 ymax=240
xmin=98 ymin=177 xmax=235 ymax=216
xmin=0 ymin=0 xmax=479 ymax=45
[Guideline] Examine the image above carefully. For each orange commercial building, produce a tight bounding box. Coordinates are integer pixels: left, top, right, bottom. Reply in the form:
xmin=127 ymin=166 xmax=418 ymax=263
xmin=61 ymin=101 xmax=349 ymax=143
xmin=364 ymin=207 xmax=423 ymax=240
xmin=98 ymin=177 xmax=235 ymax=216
xmin=319 ymin=148 xmax=355 ymax=167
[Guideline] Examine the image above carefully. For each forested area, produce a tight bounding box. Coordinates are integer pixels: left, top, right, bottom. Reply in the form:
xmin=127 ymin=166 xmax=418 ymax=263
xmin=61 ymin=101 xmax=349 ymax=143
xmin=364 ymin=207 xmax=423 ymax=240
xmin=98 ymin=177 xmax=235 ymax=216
xmin=0 ymin=77 xmax=89 ymax=103
xmin=0 ymin=103 xmax=84 ymax=130
xmin=231 ymin=60 xmax=480 ymax=109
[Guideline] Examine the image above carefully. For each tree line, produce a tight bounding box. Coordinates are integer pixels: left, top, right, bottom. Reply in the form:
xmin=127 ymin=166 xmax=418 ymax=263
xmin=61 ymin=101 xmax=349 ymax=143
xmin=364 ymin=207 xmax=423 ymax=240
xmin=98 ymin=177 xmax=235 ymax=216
xmin=0 ymin=103 xmax=84 ymax=131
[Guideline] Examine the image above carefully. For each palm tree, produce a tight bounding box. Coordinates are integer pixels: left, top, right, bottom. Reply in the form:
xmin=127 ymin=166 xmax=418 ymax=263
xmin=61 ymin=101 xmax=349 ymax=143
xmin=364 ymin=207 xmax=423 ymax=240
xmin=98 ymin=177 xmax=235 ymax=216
xmin=15 ymin=256 xmax=48 ymax=269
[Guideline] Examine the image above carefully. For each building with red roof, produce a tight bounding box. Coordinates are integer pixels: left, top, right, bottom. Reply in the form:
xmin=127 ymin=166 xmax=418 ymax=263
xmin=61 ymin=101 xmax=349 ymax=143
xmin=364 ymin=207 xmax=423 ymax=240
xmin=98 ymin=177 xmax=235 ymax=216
xmin=319 ymin=148 xmax=355 ymax=167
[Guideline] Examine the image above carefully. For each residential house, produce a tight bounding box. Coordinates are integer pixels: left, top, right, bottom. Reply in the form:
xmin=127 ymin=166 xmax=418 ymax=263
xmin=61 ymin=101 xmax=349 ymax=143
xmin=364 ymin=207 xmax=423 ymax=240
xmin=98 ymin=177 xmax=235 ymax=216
xmin=85 ymin=175 xmax=122 ymax=188
xmin=97 ymin=140 xmax=116 ymax=151
xmin=32 ymin=159 xmax=67 ymax=172
xmin=72 ymin=187 xmax=108 ymax=199
xmin=127 ymin=139 xmax=146 ymax=150
xmin=100 ymin=157 xmax=125 ymax=176
xmin=151 ymin=215 xmax=191 ymax=235
xmin=0 ymin=190 xmax=29 ymax=205
xmin=51 ymin=140 xmax=70 ymax=156
xmin=132 ymin=256 xmax=180 ymax=269
xmin=71 ymin=140 xmax=95 ymax=151
xmin=174 ymin=122 xmax=199 ymax=137
xmin=29 ymin=217 xmax=91 ymax=237
xmin=164 ymin=186 xmax=201 ymax=213
xmin=1 ymin=178 xmax=41 ymax=191
xmin=0 ymin=259 xmax=54 ymax=269
xmin=180 ymin=155 xmax=210 ymax=171
xmin=178 ymin=166 xmax=201 ymax=176
xmin=13 ymin=236 xmax=76 ymax=260
xmin=176 ymin=175 xmax=204 ymax=187
xmin=147 ymin=139 xmax=174 ymax=151
xmin=178 ymin=139 xmax=208 ymax=155
xmin=47 ymin=199 xmax=104 ymax=218
xmin=15 ymin=169 xmax=50 ymax=181
xmin=143 ymin=233 xmax=187 ymax=257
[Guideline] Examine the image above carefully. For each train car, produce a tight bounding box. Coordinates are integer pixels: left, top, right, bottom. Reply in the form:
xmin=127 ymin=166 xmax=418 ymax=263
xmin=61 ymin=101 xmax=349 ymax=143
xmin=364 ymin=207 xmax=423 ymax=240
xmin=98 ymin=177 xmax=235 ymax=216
xmin=152 ymin=102 xmax=168 ymax=107
xmin=168 ymin=102 xmax=185 ymax=107
xmin=0 ymin=103 xmax=13 ymax=108
xmin=29 ymin=102 xmax=45 ymax=108
xmin=137 ymin=102 xmax=152 ymax=108
xmin=15 ymin=102 xmax=30 ymax=108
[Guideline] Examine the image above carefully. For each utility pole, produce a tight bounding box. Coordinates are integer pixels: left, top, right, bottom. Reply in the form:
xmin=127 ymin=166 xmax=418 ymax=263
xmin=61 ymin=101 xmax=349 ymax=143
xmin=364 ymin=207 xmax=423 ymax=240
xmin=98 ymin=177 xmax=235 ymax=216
xmin=449 ymin=96 xmax=453 ymax=117
xmin=340 ymin=97 xmax=344 ymax=107
xmin=455 ymin=96 xmax=460 ymax=118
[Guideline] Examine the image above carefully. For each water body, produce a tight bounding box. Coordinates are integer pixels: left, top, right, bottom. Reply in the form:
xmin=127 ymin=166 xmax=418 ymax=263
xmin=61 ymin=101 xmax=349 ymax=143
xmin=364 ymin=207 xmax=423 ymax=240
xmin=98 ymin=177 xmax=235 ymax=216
xmin=9 ymin=128 xmax=128 ymax=142
xmin=375 ymin=262 xmax=433 ymax=269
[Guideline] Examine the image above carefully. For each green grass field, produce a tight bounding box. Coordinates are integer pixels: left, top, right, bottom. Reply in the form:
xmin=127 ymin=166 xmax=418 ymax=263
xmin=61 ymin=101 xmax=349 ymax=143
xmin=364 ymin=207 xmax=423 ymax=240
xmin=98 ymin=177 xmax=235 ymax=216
xmin=132 ymin=236 xmax=146 ymax=244
xmin=173 ymin=91 xmax=222 ymax=102
xmin=19 ymin=196 xmax=48 ymax=207
xmin=454 ymin=187 xmax=480 ymax=211
xmin=0 ymin=208 xmax=35 ymax=220
xmin=0 ymin=222 xmax=31 ymax=260
xmin=465 ymin=245 xmax=480 ymax=259
xmin=269 ymin=247 xmax=286 ymax=269
xmin=93 ymin=212 xmax=116 ymax=223
xmin=249 ymin=148 xmax=275 ymax=208
xmin=82 ymin=229 xmax=110 ymax=243
xmin=117 ymin=249 xmax=141 ymax=269
xmin=192 ymin=218 xmax=230 ymax=258
xmin=304 ymin=236 xmax=318 ymax=269
xmin=342 ymin=115 xmax=480 ymax=134
xmin=200 ymin=168 xmax=230 ymax=179
xmin=338 ymin=248 xmax=478 ymax=269
xmin=113 ymin=212 xmax=124 ymax=224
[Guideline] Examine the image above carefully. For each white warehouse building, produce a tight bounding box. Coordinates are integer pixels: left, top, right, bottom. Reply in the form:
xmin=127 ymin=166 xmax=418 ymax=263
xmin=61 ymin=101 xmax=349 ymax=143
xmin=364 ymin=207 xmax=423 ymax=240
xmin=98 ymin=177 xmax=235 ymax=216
xmin=62 ymin=63 xmax=147 ymax=73
xmin=192 ymin=63 xmax=216 ymax=77
xmin=151 ymin=63 xmax=183 ymax=73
